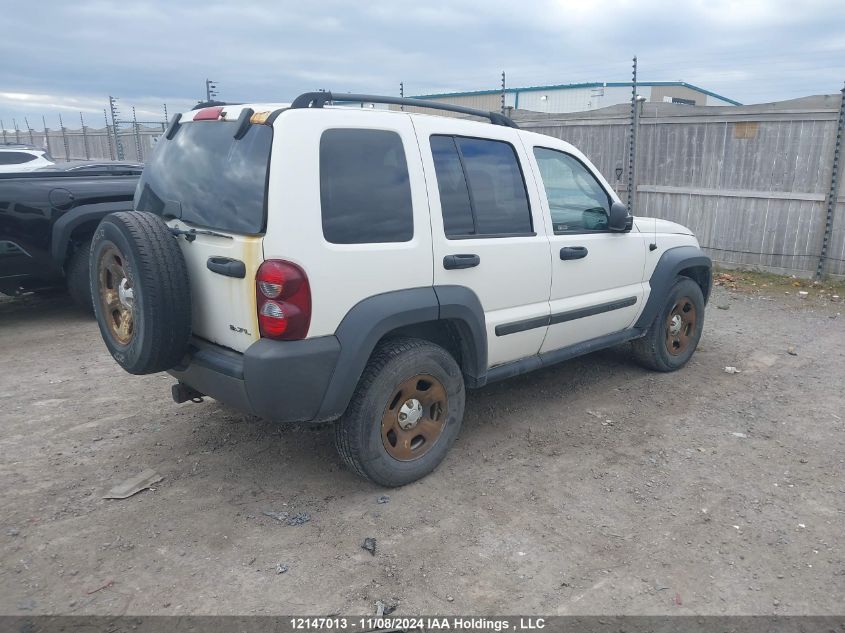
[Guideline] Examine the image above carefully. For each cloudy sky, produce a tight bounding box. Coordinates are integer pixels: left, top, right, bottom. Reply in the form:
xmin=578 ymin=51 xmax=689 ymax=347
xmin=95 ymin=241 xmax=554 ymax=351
xmin=2 ymin=0 xmax=844 ymax=128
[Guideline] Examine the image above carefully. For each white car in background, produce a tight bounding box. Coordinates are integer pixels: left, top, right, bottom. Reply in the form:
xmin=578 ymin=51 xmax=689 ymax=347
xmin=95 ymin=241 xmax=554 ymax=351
xmin=0 ymin=144 xmax=55 ymax=172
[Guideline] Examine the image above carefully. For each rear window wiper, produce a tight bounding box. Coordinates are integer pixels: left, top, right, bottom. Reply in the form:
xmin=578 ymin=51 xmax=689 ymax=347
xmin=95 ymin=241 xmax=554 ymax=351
xmin=169 ymin=226 xmax=233 ymax=242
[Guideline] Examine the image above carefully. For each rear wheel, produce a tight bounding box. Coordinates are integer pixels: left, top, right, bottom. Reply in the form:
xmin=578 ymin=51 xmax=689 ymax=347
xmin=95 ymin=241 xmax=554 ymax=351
xmin=632 ymin=276 xmax=705 ymax=372
xmin=334 ymin=338 xmax=465 ymax=487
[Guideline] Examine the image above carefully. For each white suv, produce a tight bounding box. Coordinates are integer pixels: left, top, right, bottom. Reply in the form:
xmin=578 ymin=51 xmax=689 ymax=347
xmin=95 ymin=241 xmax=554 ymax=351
xmin=90 ymin=92 xmax=711 ymax=486
xmin=0 ymin=145 xmax=55 ymax=172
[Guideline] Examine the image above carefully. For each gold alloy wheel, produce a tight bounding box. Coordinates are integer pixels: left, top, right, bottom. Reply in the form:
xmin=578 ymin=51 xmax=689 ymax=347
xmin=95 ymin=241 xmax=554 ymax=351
xmin=97 ymin=245 xmax=135 ymax=345
xmin=381 ymin=374 xmax=448 ymax=461
xmin=665 ymin=296 xmax=697 ymax=356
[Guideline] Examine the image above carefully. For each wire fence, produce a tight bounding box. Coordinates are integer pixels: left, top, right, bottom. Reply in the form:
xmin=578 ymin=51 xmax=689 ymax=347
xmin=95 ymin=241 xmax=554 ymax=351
xmin=1 ymin=102 xmax=170 ymax=163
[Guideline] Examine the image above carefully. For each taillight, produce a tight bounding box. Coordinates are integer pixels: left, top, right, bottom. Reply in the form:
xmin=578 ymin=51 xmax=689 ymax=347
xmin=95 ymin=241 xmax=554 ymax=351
xmin=256 ymin=260 xmax=311 ymax=340
xmin=193 ymin=106 xmax=224 ymax=121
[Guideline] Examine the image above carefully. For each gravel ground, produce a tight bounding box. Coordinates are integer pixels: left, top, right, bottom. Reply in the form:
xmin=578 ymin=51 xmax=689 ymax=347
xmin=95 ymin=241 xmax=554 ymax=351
xmin=1 ymin=284 xmax=843 ymax=616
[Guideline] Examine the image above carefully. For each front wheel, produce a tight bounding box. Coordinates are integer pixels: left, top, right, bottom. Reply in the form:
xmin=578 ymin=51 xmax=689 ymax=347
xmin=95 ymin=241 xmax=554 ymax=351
xmin=632 ymin=276 xmax=705 ymax=372
xmin=334 ymin=337 xmax=465 ymax=487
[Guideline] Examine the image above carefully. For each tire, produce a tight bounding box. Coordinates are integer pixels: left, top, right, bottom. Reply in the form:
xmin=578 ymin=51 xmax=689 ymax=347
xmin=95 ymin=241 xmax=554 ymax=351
xmin=334 ymin=337 xmax=466 ymax=487
xmin=66 ymin=239 xmax=93 ymax=312
xmin=632 ymin=275 xmax=705 ymax=372
xmin=90 ymin=211 xmax=191 ymax=375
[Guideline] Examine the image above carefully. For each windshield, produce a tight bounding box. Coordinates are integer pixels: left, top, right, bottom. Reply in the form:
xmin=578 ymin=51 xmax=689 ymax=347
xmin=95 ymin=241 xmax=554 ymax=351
xmin=134 ymin=120 xmax=273 ymax=234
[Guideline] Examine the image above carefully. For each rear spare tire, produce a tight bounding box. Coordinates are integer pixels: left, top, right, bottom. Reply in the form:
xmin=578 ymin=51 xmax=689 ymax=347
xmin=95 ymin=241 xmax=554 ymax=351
xmin=90 ymin=211 xmax=191 ymax=375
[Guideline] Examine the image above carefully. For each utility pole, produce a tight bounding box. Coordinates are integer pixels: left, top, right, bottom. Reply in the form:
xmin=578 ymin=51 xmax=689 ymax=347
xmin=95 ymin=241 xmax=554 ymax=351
xmin=205 ymin=79 xmax=219 ymax=102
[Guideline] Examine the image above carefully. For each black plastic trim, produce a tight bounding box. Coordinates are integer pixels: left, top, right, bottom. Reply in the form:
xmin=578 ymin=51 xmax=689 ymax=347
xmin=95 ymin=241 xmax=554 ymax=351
xmin=164 ymin=113 xmax=182 ymax=140
xmin=233 ymin=108 xmax=255 ymax=139
xmin=446 ymin=231 xmax=537 ymax=240
xmin=495 ymin=315 xmax=550 ymax=337
xmin=635 ymin=246 xmax=712 ymax=329
xmin=206 ymin=256 xmax=246 ymax=279
xmin=549 ymin=296 xmax=637 ymax=325
xmin=316 ymin=287 xmax=440 ymax=420
xmin=169 ymin=335 xmax=341 ymax=423
xmin=495 ymin=296 xmax=638 ymax=337
xmin=434 ymin=285 xmax=487 ymax=387
xmin=291 ymin=91 xmax=519 ymax=128
xmin=244 ymin=336 xmax=341 ymax=421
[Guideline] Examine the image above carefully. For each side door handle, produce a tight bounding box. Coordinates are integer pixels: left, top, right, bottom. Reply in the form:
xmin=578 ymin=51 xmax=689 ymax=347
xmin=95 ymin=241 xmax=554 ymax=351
xmin=207 ymin=256 xmax=246 ymax=278
xmin=560 ymin=246 xmax=588 ymax=260
xmin=443 ymin=254 xmax=480 ymax=270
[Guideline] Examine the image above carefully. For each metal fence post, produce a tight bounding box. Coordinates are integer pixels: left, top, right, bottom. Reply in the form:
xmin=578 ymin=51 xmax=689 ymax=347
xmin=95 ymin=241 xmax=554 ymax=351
xmin=132 ymin=107 xmax=142 ymax=161
xmin=24 ymin=117 xmax=34 ymax=145
xmin=58 ymin=114 xmax=70 ymax=160
xmin=626 ymin=56 xmax=639 ymax=213
xmin=104 ymin=109 xmax=115 ymax=160
xmin=42 ymin=116 xmax=50 ymax=156
xmin=80 ymin=112 xmax=90 ymax=160
xmin=109 ymin=96 xmax=124 ymax=160
xmin=817 ymin=82 xmax=845 ymax=278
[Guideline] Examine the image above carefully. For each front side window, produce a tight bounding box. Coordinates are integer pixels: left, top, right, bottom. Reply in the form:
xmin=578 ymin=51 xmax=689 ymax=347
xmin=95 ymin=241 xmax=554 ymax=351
xmin=431 ymin=135 xmax=532 ymax=237
xmin=320 ymin=129 xmax=413 ymax=244
xmin=533 ymin=147 xmax=610 ymax=233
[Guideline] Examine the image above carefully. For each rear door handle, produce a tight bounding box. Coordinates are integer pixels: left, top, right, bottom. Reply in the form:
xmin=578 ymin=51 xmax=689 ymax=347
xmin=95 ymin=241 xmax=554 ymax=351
xmin=443 ymin=254 xmax=480 ymax=270
xmin=560 ymin=246 xmax=588 ymax=260
xmin=207 ymin=256 xmax=246 ymax=278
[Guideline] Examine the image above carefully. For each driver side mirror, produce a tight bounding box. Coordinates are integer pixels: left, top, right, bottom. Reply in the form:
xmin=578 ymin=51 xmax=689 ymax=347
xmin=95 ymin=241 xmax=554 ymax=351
xmin=608 ymin=202 xmax=633 ymax=232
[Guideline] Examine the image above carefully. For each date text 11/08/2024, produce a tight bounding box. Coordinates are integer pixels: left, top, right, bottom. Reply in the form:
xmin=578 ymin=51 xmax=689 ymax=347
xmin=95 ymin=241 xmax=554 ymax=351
xmin=290 ymin=617 xmax=547 ymax=631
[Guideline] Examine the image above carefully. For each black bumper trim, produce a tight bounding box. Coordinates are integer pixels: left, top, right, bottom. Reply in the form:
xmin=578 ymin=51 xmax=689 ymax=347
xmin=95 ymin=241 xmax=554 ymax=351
xmin=169 ymin=335 xmax=341 ymax=423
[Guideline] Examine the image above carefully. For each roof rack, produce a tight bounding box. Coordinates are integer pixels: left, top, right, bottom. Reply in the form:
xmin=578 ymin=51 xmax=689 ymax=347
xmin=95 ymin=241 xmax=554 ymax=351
xmin=290 ymin=92 xmax=519 ymax=129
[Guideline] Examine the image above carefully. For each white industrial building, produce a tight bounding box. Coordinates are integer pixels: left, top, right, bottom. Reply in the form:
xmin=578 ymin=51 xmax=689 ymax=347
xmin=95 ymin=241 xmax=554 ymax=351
xmin=412 ymin=81 xmax=740 ymax=114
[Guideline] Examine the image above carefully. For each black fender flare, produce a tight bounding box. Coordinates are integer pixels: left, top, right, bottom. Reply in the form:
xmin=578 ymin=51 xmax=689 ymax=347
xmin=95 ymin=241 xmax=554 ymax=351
xmin=51 ymin=201 xmax=135 ymax=267
xmin=314 ymin=285 xmax=488 ymax=420
xmin=635 ymin=245 xmax=712 ymax=329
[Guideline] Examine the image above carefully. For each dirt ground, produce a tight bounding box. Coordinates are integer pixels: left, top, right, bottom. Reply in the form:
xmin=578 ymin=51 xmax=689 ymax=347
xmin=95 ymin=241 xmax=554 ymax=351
xmin=1 ymin=275 xmax=843 ymax=616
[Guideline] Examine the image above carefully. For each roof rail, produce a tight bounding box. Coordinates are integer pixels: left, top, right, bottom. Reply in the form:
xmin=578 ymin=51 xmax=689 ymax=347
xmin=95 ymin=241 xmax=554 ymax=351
xmin=191 ymin=100 xmax=236 ymax=110
xmin=290 ymin=92 xmax=519 ymax=128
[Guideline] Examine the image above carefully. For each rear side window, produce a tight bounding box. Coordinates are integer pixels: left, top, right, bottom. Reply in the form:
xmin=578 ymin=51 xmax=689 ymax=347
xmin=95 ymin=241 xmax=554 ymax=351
xmin=320 ymin=129 xmax=413 ymax=244
xmin=0 ymin=151 xmax=37 ymax=165
xmin=135 ymin=121 xmax=272 ymax=234
xmin=430 ymin=135 xmax=532 ymax=237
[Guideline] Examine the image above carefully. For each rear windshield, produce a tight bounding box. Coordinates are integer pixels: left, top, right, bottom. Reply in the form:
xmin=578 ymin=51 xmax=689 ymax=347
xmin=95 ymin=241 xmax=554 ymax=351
xmin=135 ymin=121 xmax=272 ymax=234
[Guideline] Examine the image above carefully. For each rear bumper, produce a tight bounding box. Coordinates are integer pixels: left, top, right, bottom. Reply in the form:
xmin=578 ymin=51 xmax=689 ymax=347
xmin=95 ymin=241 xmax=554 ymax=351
xmin=169 ymin=335 xmax=341 ymax=423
